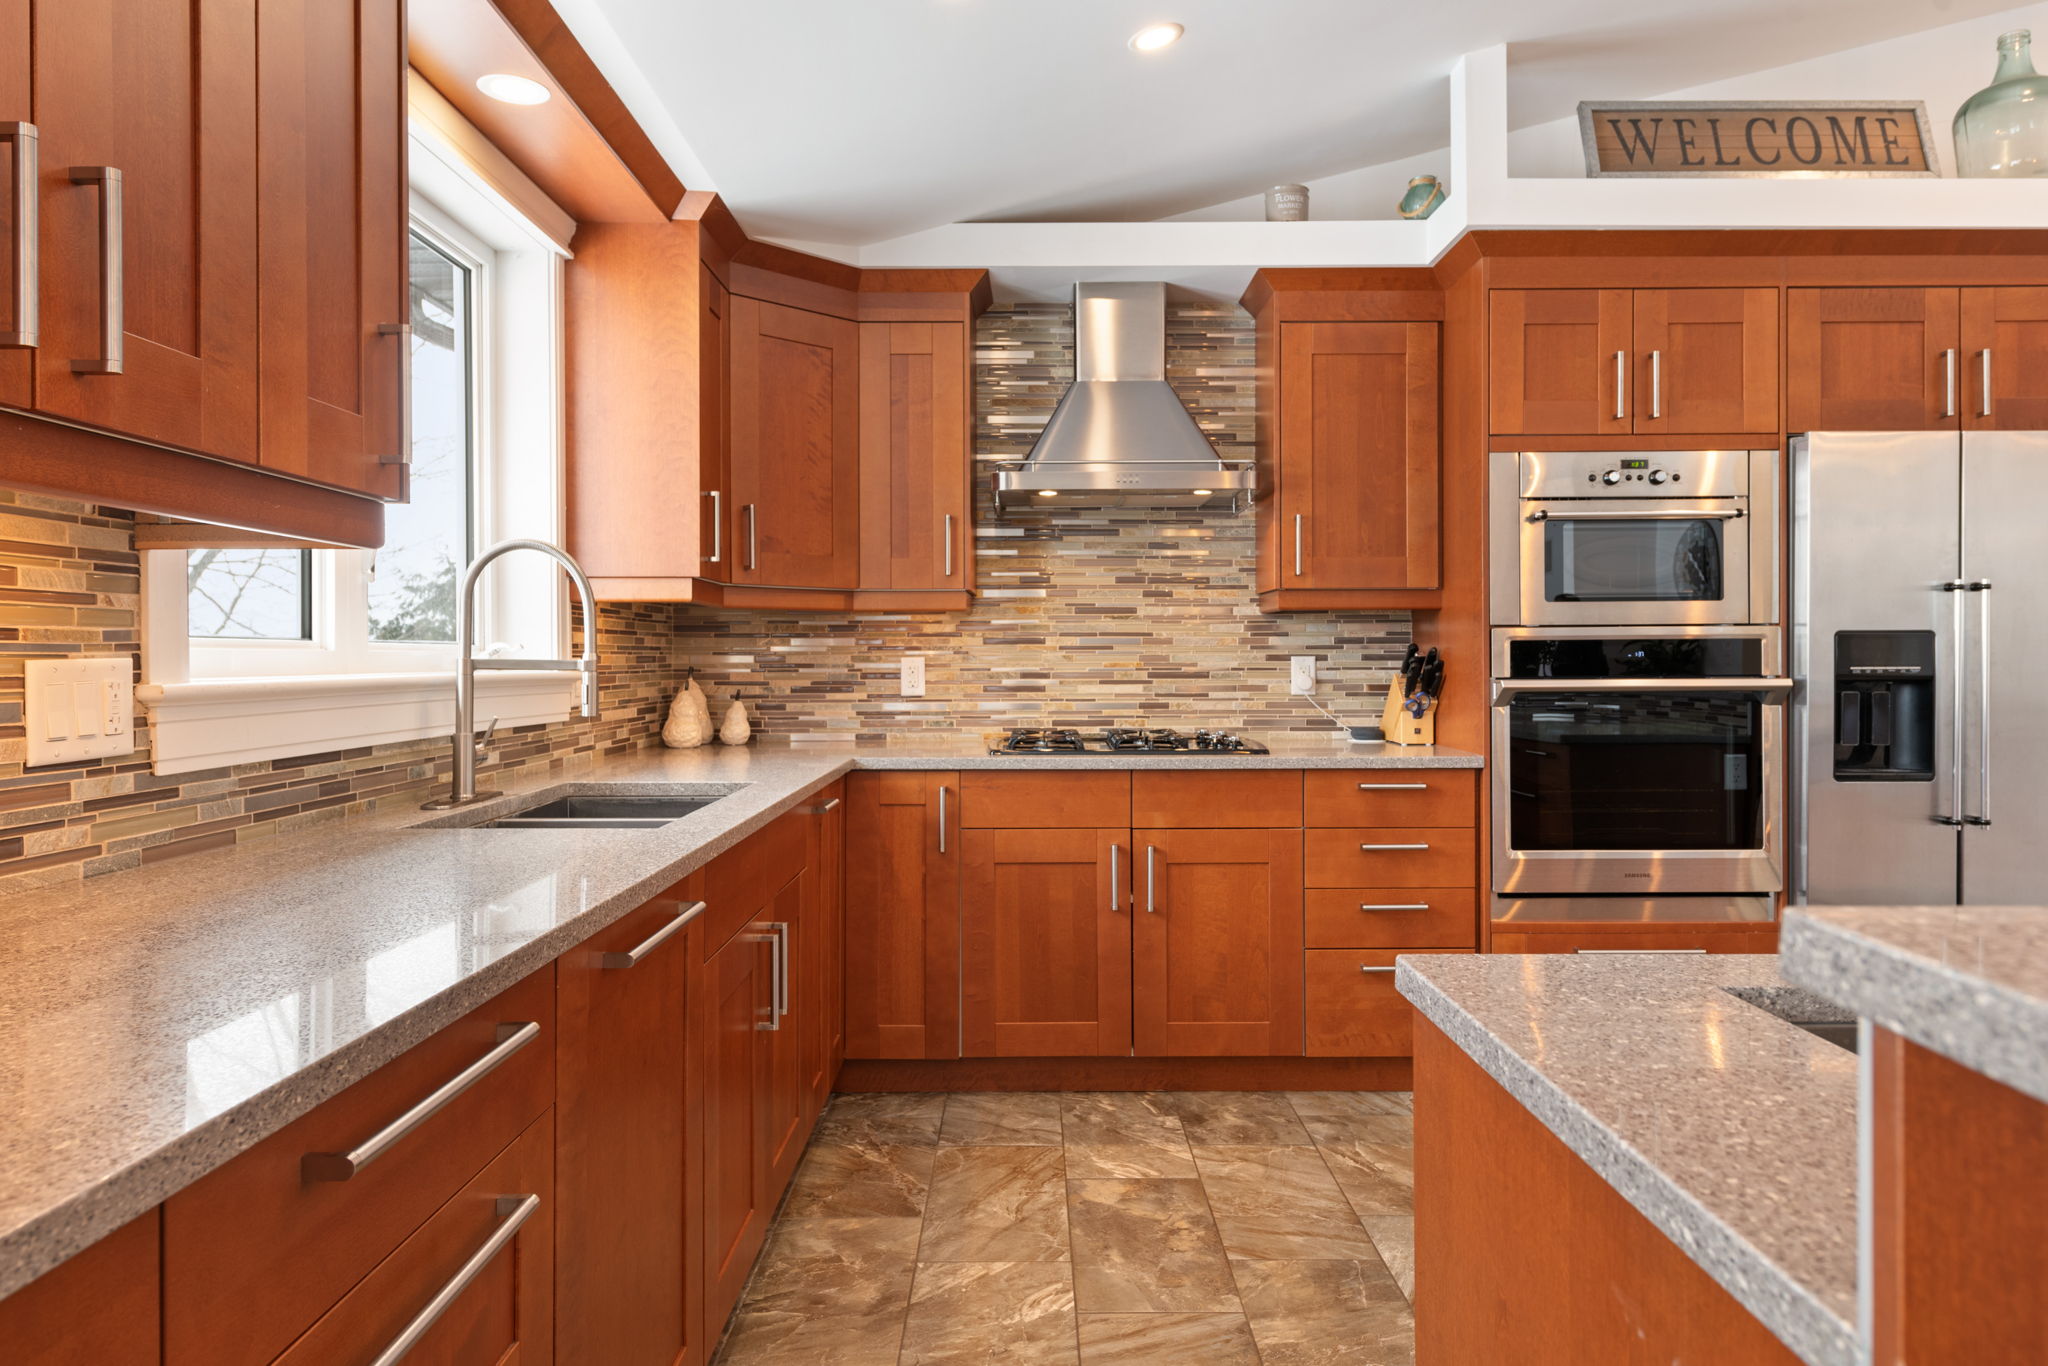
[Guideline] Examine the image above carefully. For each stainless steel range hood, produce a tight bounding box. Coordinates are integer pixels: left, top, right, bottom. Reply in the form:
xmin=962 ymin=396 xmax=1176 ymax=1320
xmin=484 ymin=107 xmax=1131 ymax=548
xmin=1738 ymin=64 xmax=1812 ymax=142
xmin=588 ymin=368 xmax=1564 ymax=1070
xmin=994 ymin=282 xmax=1253 ymax=509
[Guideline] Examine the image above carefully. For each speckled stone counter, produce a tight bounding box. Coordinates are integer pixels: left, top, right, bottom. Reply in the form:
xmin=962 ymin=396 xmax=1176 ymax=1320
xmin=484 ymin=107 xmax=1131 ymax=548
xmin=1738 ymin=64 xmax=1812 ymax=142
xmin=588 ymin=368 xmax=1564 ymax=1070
xmin=1780 ymin=905 xmax=2048 ymax=1105
xmin=0 ymin=735 xmax=1477 ymax=1299
xmin=1397 ymin=954 xmax=1860 ymax=1366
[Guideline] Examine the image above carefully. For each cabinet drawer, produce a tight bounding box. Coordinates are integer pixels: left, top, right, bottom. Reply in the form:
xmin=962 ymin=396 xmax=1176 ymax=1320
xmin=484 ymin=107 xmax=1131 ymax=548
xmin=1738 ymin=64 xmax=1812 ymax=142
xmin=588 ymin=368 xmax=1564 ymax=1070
xmin=1490 ymin=925 xmax=1780 ymax=954
xmin=1 ymin=1210 xmax=159 ymax=1366
xmin=164 ymin=966 xmax=555 ymax=1366
xmin=1132 ymin=770 xmax=1301 ymax=827
xmin=703 ymin=807 xmax=809 ymax=954
xmin=273 ymin=1112 xmax=554 ymax=1366
xmin=1305 ymin=888 xmax=1476 ymax=949
xmin=958 ymin=772 xmax=1129 ymax=828
xmin=1305 ymin=769 xmax=1475 ymax=827
xmin=1305 ymin=949 xmax=1470 ymax=1056
xmin=1305 ymin=828 xmax=1476 ymax=888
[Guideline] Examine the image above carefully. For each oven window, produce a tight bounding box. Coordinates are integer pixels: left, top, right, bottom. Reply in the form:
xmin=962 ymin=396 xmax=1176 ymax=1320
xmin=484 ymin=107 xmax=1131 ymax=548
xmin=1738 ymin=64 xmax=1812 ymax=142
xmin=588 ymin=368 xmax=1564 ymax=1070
xmin=1542 ymin=516 xmax=1725 ymax=603
xmin=1508 ymin=691 xmax=1763 ymax=851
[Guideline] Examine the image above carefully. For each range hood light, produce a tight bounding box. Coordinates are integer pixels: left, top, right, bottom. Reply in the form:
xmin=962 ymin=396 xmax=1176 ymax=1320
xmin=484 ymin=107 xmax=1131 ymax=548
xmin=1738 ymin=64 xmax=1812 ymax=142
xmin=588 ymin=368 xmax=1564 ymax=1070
xmin=1191 ymin=489 xmax=1213 ymax=496
xmin=1037 ymin=489 xmax=1058 ymax=498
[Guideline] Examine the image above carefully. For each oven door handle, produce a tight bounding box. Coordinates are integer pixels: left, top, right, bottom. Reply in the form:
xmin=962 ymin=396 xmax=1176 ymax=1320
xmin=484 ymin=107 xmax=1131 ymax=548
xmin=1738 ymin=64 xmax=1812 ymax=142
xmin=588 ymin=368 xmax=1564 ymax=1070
xmin=1492 ymin=676 xmax=1794 ymax=702
xmin=1526 ymin=508 xmax=1744 ymax=522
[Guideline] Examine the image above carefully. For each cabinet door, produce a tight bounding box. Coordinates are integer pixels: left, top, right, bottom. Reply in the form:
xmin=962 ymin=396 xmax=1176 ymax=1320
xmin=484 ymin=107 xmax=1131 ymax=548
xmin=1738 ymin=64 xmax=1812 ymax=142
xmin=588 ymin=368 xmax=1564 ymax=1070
xmin=961 ymin=827 xmax=1132 ymax=1057
xmin=1961 ymin=286 xmax=2048 ymax=430
xmin=805 ymin=784 xmax=846 ymax=1115
xmin=859 ymin=320 xmax=970 ymax=592
xmin=33 ymin=0 xmax=258 ymax=460
xmin=1787 ymin=287 xmax=1959 ymax=431
xmin=0 ymin=0 xmax=28 ymax=411
xmin=1489 ymin=289 xmax=1631 ymax=435
xmin=844 ymin=770 xmax=961 ymax=1059
xmin=700 ymin=265 xmax=730 ymax=577
xmin=1306 ymin=948 xmax=1467 ymax=1056
xmin=1 ymin=1210 xmax=158 ymax=1365
xmin=1279 ymin=320 xmax=1440 ymax=591
xmin=761 ymin=873 xmax=809 ymax=1194
xmin=729 ymin=296 xmax=860 ymax=588
xmin=702 ymin=922 xmax=774 ymax=1332
xmin=253 ymin=0 xmax=404 ymax=497
xmin=556 ymin=894 xmax=703 ymax=1366
xmin=1131 ymin=828 xmax=1304 ymax=1057
xmin=1632 ymin=288 xmax=1778 ymax=435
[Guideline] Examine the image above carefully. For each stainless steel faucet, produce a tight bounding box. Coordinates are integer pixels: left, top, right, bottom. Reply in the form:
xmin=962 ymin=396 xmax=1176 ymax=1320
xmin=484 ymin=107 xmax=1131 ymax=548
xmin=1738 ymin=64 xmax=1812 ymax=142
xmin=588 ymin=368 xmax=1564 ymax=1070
xmin=422 ymin=538 xmax=601 ymax=810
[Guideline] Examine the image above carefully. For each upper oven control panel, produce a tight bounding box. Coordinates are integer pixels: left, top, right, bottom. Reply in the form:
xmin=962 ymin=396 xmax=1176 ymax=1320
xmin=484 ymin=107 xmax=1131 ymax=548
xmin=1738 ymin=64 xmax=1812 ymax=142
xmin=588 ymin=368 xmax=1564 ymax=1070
xmin=1514 ymin=449 xmax=1760 ymax=500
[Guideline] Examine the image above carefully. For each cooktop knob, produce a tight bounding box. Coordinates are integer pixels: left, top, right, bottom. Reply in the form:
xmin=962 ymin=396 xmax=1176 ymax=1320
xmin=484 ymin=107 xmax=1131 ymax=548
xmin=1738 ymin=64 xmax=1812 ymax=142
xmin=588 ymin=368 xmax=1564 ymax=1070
xmin=1601 ymin=469 xmax=1623 ymax=485
xmin=1648 ymin=468 xmax=1668 ymax=485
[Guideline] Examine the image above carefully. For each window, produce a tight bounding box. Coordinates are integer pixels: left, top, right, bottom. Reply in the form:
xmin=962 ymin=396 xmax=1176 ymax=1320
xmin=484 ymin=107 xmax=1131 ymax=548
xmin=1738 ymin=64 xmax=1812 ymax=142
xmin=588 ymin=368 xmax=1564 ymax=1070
xmin=139 ymin=108 xmax=575 ymax=776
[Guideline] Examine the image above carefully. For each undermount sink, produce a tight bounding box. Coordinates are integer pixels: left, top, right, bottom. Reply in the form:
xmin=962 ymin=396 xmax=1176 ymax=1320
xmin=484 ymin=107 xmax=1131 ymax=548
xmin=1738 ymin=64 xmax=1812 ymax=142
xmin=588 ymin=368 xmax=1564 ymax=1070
xmin=1723 ymin=985 xmax=1860 ymax=1054
xmin=481 ymin=795 xmax=721 ymax=829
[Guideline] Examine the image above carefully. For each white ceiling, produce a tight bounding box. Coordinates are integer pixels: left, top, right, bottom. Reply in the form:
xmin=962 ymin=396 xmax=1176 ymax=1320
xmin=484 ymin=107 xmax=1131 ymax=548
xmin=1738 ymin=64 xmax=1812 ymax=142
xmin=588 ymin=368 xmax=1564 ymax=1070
xmin=566 ymin=0 xmax=2026 ymax=246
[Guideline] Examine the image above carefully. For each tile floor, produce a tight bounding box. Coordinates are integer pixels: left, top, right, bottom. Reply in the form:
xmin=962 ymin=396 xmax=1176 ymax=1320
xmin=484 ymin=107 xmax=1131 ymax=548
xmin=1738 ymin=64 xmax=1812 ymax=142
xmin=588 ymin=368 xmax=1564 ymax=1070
xmin=713 ymin=1090 xmax=1416 ymax=1366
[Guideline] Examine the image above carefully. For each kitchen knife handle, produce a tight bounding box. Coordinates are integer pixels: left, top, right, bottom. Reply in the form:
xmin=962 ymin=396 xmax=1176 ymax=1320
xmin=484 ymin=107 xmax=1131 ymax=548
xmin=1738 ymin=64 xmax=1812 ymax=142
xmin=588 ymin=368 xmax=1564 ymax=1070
xmin=1942 ymin=348 xmax=1957 ymax=419
xmin=1613 ymin=350 xmax=1626 ymax=421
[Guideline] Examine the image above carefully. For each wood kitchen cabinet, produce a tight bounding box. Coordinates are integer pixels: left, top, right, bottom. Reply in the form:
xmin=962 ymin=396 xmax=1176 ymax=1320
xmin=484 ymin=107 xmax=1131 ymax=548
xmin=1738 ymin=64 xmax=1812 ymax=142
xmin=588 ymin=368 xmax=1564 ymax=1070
xmin=1960 ymin=286 xmax=2048 ymax=429
xmin=556 ymin=891 xmax=706 ymax=1366
xmin=845 ymin=770 xmax=961 ymax=1060
xmin=701 ymin=914 xmax=775 ymax=1333
xmin=2 ymin=1209 xmax=159 ymax=1366
xmin=1 ymin=5 xmax=29 ymax=414
xmin=760 ymin=871 xmax=811 ymax=1193
xmin=804 ymin=783 xmax=847 ymax=1116
xmin=1306 ymin=947 xmax=1469 ymax=1056
xmin=1787 ymin=287 xmax=1959 ymax=431
xmin=1491 ymin=288 xmax=1777 ymax=436
xmin=960 ymin=827 xmax=1133 ymax=1057
xmin=860 ymin=321 xmax=972 ymax=594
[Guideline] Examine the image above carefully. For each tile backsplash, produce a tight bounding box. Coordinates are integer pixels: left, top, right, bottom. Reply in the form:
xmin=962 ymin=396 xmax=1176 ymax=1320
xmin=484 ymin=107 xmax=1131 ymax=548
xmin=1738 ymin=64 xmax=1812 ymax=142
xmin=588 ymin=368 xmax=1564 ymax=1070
xmin=672 ymin=302 xmax=1413 ymax=739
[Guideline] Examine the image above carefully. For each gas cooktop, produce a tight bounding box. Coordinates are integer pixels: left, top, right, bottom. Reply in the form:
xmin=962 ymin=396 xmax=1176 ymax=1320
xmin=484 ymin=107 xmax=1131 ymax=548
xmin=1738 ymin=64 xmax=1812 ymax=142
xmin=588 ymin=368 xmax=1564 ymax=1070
xmin=990 ymin=727 xmax=1270 ymax=756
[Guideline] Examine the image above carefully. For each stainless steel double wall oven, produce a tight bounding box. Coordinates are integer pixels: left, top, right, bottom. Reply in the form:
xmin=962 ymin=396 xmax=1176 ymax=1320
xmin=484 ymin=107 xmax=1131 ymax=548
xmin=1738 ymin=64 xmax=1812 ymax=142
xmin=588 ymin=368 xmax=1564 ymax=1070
xmin=1489 ymin=450 xmax=1786 ymax=924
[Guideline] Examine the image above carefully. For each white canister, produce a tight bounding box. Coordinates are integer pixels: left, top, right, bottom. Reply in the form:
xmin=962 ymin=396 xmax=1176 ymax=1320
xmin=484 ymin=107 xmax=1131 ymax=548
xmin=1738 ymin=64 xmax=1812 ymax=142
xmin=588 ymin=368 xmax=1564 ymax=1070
xmin=1264 ymin=184 xmax=1309 ymax=221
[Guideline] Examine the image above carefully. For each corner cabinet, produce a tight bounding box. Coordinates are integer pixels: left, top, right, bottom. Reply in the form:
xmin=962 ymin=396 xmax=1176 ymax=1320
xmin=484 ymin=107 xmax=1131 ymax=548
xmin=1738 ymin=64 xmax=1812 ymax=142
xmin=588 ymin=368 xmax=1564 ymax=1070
xmin=1242 ymin=271 xmax=1446 ymax=611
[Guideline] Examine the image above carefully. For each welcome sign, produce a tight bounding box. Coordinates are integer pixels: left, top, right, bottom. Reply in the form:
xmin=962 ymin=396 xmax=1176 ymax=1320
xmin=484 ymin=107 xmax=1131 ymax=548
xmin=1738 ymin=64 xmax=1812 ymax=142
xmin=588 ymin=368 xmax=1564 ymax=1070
xmin=1578 ymin=101 xmax=1938 ymax=177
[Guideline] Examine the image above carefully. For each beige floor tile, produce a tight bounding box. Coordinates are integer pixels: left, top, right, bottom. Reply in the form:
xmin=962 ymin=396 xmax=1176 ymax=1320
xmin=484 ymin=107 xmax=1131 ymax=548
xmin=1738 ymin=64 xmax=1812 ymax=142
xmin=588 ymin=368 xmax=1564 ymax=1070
xmin=899 ymin=1262 xmax=1079 ymax=1365
xmin=1285 ymin=1091 xmax=1412 ymax=1120
xmin=1194 ymin=1146 xmax=1380 ymax=1261
xmin=1067 ymin=1178 xmax=1241 ymax=1313
xmin=1308 ymin=1132 xmax=1413 ymax=1220
xmin=739 ymin=1216 xmax=922 ymax=1316
xmin=941 ymin=1092 xmax=1066 ymax=1146
xmin=1233 ymin=1258 xmax=1415 ymax=1365
xmin=1152 ymin=1091 xmax=1312 ymax=1146
xmin=1076 ymin=1312 xmax=1262 ymax=1364
xmin=1361 ymin=1216 xmax=1415 ymax=1302
xmin=781 ymin=1142 xmax=934 ymax=1218
xmin=919 ymin=1145 xmax=1070 ymax=1262
xmin=714 ymin=1309 xmax=907 ymax=1366
xmin=1060 ymin=1092 xmax=1198 ymax=1179
xmin=811 ymin=1091 xmax=947 ymax=1146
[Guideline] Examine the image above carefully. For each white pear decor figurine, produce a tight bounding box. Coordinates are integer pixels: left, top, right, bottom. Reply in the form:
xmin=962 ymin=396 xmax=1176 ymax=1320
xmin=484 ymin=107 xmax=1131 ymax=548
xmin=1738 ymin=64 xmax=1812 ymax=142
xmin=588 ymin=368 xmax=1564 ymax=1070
xmin=719 ymin=696 xmax=752 ymax=746
xmin=662 ymin=678 xmax=709 ymax=748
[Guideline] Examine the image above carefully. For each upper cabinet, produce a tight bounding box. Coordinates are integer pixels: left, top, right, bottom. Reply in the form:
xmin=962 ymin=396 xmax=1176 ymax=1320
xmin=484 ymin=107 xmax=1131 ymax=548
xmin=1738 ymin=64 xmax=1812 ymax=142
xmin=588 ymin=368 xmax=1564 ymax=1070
xmin=729 ymin=296 xmax=860 ymax=590
xmin=859 ymin=321 xmax=972 ymax=594
xmin=1491 ymin=287 xmax=1778 ymax=436
xmin=1788 ymin=286 xmax=2048 ymax=431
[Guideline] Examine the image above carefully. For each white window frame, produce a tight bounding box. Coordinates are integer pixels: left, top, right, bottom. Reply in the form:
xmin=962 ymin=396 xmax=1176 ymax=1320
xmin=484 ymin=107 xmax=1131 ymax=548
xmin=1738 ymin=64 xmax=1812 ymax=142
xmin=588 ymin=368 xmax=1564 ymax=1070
xmin=140 ymin=109 xmax=577 ymax=776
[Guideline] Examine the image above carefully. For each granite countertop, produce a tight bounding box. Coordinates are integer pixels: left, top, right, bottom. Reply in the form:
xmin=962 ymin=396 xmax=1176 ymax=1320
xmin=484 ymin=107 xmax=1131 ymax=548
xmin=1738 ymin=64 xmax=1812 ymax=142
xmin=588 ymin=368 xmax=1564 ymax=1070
xmin=1397 ymin=953 xmax=1860 ymax=1366
xmin=1779 ymin=904 xmax=2048 ymax=1105
xmin=0 ymin=735 xmax=1478 ymax=1298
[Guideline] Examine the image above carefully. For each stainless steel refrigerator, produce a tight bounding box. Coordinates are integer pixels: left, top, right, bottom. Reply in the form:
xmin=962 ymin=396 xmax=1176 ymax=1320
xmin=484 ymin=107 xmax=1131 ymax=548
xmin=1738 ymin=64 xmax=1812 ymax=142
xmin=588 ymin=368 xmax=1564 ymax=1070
xmin=1792 ymin=431 xmax=2048 ymax=905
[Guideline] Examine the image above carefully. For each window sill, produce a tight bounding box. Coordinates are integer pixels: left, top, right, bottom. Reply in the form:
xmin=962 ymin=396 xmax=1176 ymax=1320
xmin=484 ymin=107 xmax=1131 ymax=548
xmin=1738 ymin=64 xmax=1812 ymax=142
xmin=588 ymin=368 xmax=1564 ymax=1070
xmin=138 ymin=671 xmax=580 ymax=776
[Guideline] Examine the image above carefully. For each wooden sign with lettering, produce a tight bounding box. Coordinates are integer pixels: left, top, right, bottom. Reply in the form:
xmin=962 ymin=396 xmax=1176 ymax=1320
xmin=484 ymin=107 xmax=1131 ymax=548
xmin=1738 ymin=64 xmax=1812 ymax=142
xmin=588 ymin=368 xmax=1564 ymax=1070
xmin=1578 ymin=101 xmax=1937 ymax=177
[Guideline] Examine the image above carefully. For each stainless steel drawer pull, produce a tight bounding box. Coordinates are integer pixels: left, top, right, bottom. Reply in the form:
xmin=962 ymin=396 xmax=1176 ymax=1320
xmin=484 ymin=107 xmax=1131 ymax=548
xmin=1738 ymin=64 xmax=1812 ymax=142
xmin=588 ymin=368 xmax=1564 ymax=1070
xmin=802 ymin=797 xmax=842 ymax=814
xmin=1 ymin=122 xmax=37 ymax=348
xmin=1359 ymin=842 xmax=1429 ymax=852
xmin=368 ymin=1193 xmax=540 ymax=1366
xmin=303 ymin=1022 xmax=541 ymax=1181
xmin=1573 ymin=948 xmax=1708 ymax=955
xmin=377 ymin=323 xmax=412 ymax=466
xmin=1357 ymin=782 xmax=1427 ymax=791
xmin=769 ymin=921 xmax=791 ymax=1019
xmin=1361 ymin=903 xmax=1430 ymax=912
xmin=602 ymin=899 xmax=705 ymax=969
xmin=703 ymin=490 xmax=723 ymax=563
xmin=70 ymin=166 xmax=123 ymax=374
xmin=1360 ymin=965 xmax=1398 ymax=974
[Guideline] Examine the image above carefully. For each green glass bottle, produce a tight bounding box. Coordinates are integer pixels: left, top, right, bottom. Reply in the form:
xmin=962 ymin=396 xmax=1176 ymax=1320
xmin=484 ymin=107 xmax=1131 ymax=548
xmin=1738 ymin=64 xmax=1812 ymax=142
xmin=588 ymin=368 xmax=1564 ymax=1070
xmin=1953 ymin=29 xmax=2048 ymax=177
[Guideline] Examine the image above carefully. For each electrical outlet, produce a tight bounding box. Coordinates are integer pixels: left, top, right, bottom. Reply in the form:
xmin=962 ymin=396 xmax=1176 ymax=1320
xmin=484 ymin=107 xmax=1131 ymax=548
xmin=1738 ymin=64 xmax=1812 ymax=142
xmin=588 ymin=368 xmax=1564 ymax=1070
xmin=1290 ymin=656 xmax=1317 ymax=695
xmin=26 ymin=656 xmax=135 ymax=767
xmin=900 ymin=656 xmax=926 ymax=698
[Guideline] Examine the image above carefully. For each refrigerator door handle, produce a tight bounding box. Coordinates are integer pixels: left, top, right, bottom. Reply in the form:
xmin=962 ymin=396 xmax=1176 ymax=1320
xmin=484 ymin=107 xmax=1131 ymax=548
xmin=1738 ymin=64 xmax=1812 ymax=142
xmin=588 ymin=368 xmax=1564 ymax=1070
xmin=1936 ymin=579 xmax=1968 ymax=827
xmin=1968 ymin=579 xmax=1993 ymax=826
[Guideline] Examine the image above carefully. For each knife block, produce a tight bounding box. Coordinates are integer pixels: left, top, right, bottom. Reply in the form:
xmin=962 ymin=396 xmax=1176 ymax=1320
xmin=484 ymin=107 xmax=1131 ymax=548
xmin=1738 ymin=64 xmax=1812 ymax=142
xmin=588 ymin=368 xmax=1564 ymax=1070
xmin=1379 ymin=677 xmax=1437 ymax=747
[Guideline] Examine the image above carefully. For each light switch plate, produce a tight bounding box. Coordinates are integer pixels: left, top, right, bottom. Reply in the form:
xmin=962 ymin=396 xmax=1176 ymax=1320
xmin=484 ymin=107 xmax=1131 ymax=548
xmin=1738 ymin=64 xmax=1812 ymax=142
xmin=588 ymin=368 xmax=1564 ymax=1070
xmin=900 ymin=656 xmax=926 ymax=698
xmin=1290 ymin=656 xmax=1317 ymax=695
xmin=25 ymin=656 xmax=135 ymax=767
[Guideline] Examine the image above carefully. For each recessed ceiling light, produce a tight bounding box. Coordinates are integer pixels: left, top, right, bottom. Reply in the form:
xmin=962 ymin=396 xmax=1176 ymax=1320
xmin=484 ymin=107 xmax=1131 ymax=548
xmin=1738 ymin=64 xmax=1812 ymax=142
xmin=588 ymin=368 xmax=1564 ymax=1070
xmin=477 ymin=72 xmax=552 ymax=106
xmin=1128 ymin=22 xmax=1184 ymax=52
xmin=1036 ymin=489 xmax=1059 ymax=498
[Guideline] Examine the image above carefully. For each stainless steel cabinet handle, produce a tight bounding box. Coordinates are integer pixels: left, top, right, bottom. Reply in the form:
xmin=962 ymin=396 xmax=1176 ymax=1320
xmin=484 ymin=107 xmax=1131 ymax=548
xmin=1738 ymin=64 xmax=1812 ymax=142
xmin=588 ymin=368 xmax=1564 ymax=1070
xmin=1145 ymin=845 xmax=1157 ymax=913
xmin=1109 ymin=843 xmax=1122 ymax=911
xmin=1 ymin=123 xmax=36 ymax=348
xmin=743 ymin=503 xmax=758 ymax=571
xmin=1942 ymin=347 xmax=1958 ymax=419
xmin=1528 ymin=508 xmax=1743 ymax=523
xmin=768 ymin=921 xmax=790 ymax=1019
xmin=69 ymin=167 xmax=122 ymax=375
xmin=367 ymin=1194 xmax=540 ymax=1366
xmin=1613 ymin=350 xmax=1626 ymax=420
xmin=802 ymin=797 xmax=841 ymax=814
xmin=1357 ymin=782 xmax=1427 ymax=791
xmin=1649 ymin=349 xmax=1662 ymax=419
xmin=1969 ymin=579 xmax=1993 ymax=827
xmin=1574 ymin=948 xmax=1707 ymax=955
xmin=303 ymin=1022 xmax=540 ymax=1180
xmin=376 ymin=323 xmax=412 ymax=466
xmin=937 ymin=784 xmax=950 ymax=854
xmin=1979 ymin=349 xmax=1993 ymax=420
xmin=1359 ymin=842 xmax=1429 ymax=851
xmin=1293 ymin=513 xmax=1304 ymax=577
xmin=1360 ymin=965 xmax=1397 ymax=974
xmin=1937 ymin=579 xmax=1968 ymax=827
xmin=602 ymin=899 xmax=705 ymax=969
xmin=1494 ymin=677 xmax=1794 ymax=700
xmin=1361 ymin=903 xmax=1430 ymax=911
xmin=943 ymin=513 xmax=955 ymax=577
xmin=703 ymin=490 xmax=723 ymax=563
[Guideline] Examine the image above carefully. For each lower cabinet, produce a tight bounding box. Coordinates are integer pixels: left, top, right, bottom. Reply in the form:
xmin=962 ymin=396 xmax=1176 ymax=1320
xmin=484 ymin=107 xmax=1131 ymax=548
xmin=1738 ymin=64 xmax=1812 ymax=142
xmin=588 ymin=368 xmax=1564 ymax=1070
xmin=0 ymin=1210 xmax=159 ymax=1365
xmin=1306 ymin=948 xmax=1470 ymax=1056
xmin=701 ymin=912 xmax=777 ymax=1333
xmin=845 ymin=770 xmax=961 ymax=1059
xmin=762 ymin=871 xmax=812 ymax=1195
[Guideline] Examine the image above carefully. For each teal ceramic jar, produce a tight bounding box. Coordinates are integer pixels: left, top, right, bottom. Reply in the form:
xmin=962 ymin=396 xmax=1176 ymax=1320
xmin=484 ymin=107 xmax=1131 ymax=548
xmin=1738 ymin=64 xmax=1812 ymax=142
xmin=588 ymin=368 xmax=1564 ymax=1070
xmin=1397 ymin=176 xmax=1445 ymax=220
xmin=1953 ymin=30 xmax=2048 ymax=176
